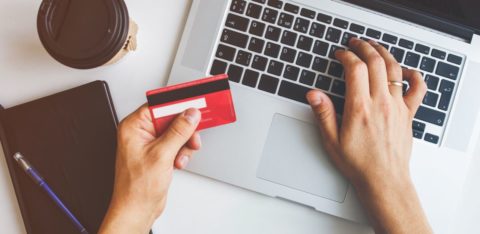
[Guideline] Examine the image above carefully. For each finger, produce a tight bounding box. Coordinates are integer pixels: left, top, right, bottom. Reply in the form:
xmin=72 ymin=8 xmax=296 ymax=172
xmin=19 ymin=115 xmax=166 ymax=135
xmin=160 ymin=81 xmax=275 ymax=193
xmin=370 ymin=42 xmax=403 ymax=98
xmin=174 ymin=147 xmax=196 ymax=170
xmin=349 ymin=38 xmax=389 ymax=97
xmin=118 ymin=104 xmax=156 ymax=140
xmin=307 ymin=90 xmax=340 ymax=145
xmin=186 ymin=132 xmax=202 ymax=150
xmin=403 ymin=69 xmax=427 ymax=115
xmin=152 ymin=108 xmax=201 ymax=157
xmin=335 ymin=49 xmax=370 ymax=100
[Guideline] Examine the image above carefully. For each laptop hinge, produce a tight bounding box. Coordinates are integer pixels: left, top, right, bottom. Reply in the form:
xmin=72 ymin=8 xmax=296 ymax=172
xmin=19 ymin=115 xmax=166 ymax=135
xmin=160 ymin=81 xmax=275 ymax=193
xmin=342 ymin=0 xmax=476 ymax=43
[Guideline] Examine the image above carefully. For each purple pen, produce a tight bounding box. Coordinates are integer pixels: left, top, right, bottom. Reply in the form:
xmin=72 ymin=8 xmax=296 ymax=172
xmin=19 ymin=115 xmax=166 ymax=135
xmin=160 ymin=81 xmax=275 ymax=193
xmin=13 ymin=153 xmax=89 ymax=234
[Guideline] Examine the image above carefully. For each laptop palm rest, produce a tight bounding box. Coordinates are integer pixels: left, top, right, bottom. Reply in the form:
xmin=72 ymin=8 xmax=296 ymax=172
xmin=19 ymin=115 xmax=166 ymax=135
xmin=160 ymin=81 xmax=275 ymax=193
xmin=257 ymin=114 xmax=349 ymax=203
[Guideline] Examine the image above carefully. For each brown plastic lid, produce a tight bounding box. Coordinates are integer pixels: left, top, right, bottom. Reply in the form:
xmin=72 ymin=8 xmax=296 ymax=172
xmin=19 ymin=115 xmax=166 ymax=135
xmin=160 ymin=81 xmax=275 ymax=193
xmin=37 ymin=0 xmax=130 ymax=69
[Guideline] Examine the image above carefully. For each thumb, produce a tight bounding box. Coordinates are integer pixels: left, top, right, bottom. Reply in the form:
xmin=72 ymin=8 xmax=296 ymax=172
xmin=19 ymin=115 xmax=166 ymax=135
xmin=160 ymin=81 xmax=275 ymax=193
xmin=153 ymin=108 xmax=201 ymax=157
xmin=306 ymin=90 xmax=339 ymax=147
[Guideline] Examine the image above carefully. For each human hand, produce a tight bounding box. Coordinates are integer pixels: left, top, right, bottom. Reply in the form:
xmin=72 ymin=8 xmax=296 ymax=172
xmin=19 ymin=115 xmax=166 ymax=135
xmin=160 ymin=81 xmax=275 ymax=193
xmin=99 ymin=105 xmax=202 ymax=234
xmin=307 ymin=38 xmax=431 ymax=233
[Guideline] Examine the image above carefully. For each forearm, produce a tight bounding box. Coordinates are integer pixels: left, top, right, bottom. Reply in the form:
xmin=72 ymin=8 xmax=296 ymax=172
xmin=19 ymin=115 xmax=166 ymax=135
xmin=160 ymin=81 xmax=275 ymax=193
xmin=99 ymin=201 xmax=157 ymax=234
xmin=354 ymin=177 xmax=432 ymax=234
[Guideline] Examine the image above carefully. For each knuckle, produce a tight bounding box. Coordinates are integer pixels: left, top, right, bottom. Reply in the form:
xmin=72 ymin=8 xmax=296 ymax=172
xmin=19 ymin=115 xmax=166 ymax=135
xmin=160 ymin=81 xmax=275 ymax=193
xmin=351 ymin=61 xmax=367 ymax=74
xmin=368 ymin=54 xmax=385 ymax=67
xmin=386 ymin=62 xmax=402 ymax=76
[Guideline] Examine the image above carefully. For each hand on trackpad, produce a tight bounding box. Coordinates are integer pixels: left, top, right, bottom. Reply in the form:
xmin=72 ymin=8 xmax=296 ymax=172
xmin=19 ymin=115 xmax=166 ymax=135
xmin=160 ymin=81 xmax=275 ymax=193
xmin=256 ymin=114 xmax=349 ymax=203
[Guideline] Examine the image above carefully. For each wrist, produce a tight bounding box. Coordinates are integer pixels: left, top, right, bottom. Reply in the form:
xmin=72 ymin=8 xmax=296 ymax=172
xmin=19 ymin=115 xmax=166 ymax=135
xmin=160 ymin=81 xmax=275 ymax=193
xmin=99 ymin=197 xmax=163 ymax=234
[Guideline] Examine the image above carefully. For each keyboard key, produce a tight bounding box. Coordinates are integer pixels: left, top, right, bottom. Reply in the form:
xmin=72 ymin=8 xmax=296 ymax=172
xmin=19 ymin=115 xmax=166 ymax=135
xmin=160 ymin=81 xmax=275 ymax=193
xmin=284 ymin=3 xmax=299 ymax=14
xmin=294 ymin=17 xmax=310 ymax=33
xmin=382 ymin=33 xmax=398 ymax=44
xmin=424 ymin=133 xmax=439 ymax=144
xmin=296 ymin=52 xmax=313 ymax=68
xmin=415 ymin=106 xmax=446 ymax=126
xmin=280 ymin=47 xmax=297 ymax=63
xmin=390 ymin=47 xmax=405 ymax=63
xmin=300 ymin=8 xmax=316 ymax=19
xmin=265 ymin=42 xmax=281 ymax=58
xmin=230 ymin=0 xmax=247 ymax=14
xmin=404 ymin=52 xmax=421 ymax=68
xmin=313 ymin=40 xmax=329 ymax=56
xmin=242 ymin=69 xmax=260 ymax=87
xmin=267 ymin=60 xmax=284 ymax=76
xmin=349 ymin=23 xmax=365 ymax=34
xmin=438 ymin=79 xmax=455 ymax=111
xmin=413 ymin=129 xmax=424 ymax=139
xmin=329 ymin=45 xmax=342 ymax=60
xmin=436 ymin=62 xmax=459 ymax=80
xmin=221 ymin=29 xmax=249 ymax=48
xmin=315 ymin=75 xmax=332 ymax=91
xmin=328 ymin=94 xmax=345 ymax=115
xmin=210 ymin=59 xmax=227 ymax=75
xmin=431 ymin=49 xmax=446 ymax=60
xmin=328 ymin=62 xmax=344 ymax=78
xmin=252 ymin=55 xmax=268 ymax=71
xmin=227 ymin=64 xmax=243 ymax=83
xmin=248 ymin=37 xmax=265 ymax=53
xmin=341 ymin=32 xmax=357 ymax=46
xmin=309 ymin=22 xmax=326 ymax=39
xmin=378 ymin=42 xmax=389 ymax=50
xmin=366 ymin=28 xmax=381 ymax=39
xmin=300 ymin=70 xmax=316 ymax=86
xmin=258 ymin=74 xmax=280 ymax=93
xmin=325 ymin=27 xmax=342 ymax=43
xmin=281 ymin=30 xmax=298 ymax=46
xmin=278 ymin=80 xmax=311 ymax=104
xmin=422 ymin=91 xmax=439 ymax=107
xmin=413 ymin=120 xmax=426 ymax=132
xmin=283 ymin=65 xmax=300 ymax=81
xmin=331 ymin=79 xmax=346 ymax=96
xmin=415 ymin=44 xmax=430 ymax=55
xmin=333 ymin=18 xmax=349 ymax=29
xmin=398 ymin=38 xmax=414 ymax=49
xmin=262 ymin=8 xmax=278 ymax=24
xmin=246 ymin=3 xmax=263 ymax=19
xmin=297 ymin=35 xmax=313 ymax=51
xmin=425 ymin=75 xmax=439 ymax=90
xmin=317 ymin=12 xmax=332 ymax=24
xmin=226 ymin=14 xmax=250 ymax=31
xmin=216 ymin=44 xmax=236 ymax=61
xmin=267 ymin=0 xmax=283 ymax=9
xmin=312 ymin=57 xmax=329 ymax=73
xmin=278 ymin=13 xmax=295 ymax=28
xmin=265 ymin=25 xmax=282 ymax=41
xmin=253 ymin=0 xmax=266 ymax=3
xmin=447 ymin=54 xmax=463 ymax=65
xmin=249 ymin=21 xmax=266 ymax=37
xmin=420 ymin=57 xmax=436 ymax=73
xmin=236 ymin=50 xmax=253 ymax=66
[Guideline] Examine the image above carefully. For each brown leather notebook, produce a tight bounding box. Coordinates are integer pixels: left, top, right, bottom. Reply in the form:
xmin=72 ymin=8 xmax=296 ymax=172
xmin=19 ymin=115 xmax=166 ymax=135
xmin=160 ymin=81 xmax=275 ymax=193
xmin=0 ymin=81 xmax=118 ymax=234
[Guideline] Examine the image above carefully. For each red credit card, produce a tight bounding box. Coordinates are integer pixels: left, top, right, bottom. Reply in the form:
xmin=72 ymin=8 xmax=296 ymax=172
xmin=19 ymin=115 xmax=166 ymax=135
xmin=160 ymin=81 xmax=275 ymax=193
xmin=146 ymin=74 xmax=236 ymax=136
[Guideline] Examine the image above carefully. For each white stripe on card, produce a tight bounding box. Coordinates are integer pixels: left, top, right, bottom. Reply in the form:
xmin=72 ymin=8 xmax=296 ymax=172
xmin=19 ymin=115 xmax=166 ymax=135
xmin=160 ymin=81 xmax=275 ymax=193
xmin=152 ymin=98 xmax=207 ymax=119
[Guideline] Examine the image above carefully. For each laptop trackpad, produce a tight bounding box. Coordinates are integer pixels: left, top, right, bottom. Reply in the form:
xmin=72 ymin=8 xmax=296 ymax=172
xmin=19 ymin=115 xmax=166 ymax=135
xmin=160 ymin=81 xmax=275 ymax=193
xmin=257 ymin=114 xmax=349 ymax=203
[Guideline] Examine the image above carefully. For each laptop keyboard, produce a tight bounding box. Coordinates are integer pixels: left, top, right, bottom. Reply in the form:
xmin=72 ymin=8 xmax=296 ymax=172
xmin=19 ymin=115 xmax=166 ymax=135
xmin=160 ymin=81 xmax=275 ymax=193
xmin=209 ymin=0 xmax=465 ymax=145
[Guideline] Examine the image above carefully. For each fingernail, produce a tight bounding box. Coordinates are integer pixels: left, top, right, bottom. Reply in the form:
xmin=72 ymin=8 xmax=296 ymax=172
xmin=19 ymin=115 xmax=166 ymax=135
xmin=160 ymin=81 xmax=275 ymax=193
xmin=307 ymin=91 xmax=323 ymax=106
xmin=369 ymin=40 xmax=379 ymax=45
xmin=184 ymin=108 xmax=201 ymax=124
xmin=180 ymin=156 xmax=189 ymax=168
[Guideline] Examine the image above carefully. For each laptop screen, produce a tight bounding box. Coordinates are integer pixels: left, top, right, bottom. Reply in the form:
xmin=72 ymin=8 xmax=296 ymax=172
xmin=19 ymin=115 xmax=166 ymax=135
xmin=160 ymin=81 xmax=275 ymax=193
xmin=381 ymin=0 xmax=480 ymax=31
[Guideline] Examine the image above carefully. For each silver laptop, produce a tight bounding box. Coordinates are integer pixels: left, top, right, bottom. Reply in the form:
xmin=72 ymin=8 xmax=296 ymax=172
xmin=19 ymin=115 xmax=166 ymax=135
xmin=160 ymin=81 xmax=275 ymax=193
xmin=168 ymin=0 xmax=480 ymax=231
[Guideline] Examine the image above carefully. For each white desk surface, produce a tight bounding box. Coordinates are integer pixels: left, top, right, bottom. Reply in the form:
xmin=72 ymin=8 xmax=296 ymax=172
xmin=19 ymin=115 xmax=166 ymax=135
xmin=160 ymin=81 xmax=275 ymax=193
xmin=0 ymin=1 xmax=479 ymax=233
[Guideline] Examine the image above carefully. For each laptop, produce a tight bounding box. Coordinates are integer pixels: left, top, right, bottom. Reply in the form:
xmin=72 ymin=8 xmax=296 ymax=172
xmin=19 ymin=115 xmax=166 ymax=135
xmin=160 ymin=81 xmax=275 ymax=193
xmin=167 ymin=0 xmax=480 ymax=231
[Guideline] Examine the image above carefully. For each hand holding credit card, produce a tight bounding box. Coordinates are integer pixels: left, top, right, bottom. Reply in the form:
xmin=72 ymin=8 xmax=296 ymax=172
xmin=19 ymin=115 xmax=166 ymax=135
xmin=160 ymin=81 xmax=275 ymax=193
xmin=146 ymin=74 xmax=236 ymax=136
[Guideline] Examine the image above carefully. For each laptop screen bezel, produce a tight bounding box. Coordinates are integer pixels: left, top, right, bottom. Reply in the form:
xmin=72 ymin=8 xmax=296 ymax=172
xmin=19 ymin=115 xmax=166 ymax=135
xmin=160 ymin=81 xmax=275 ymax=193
xmin=342 ymin=0 xmax=478 ymax=42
